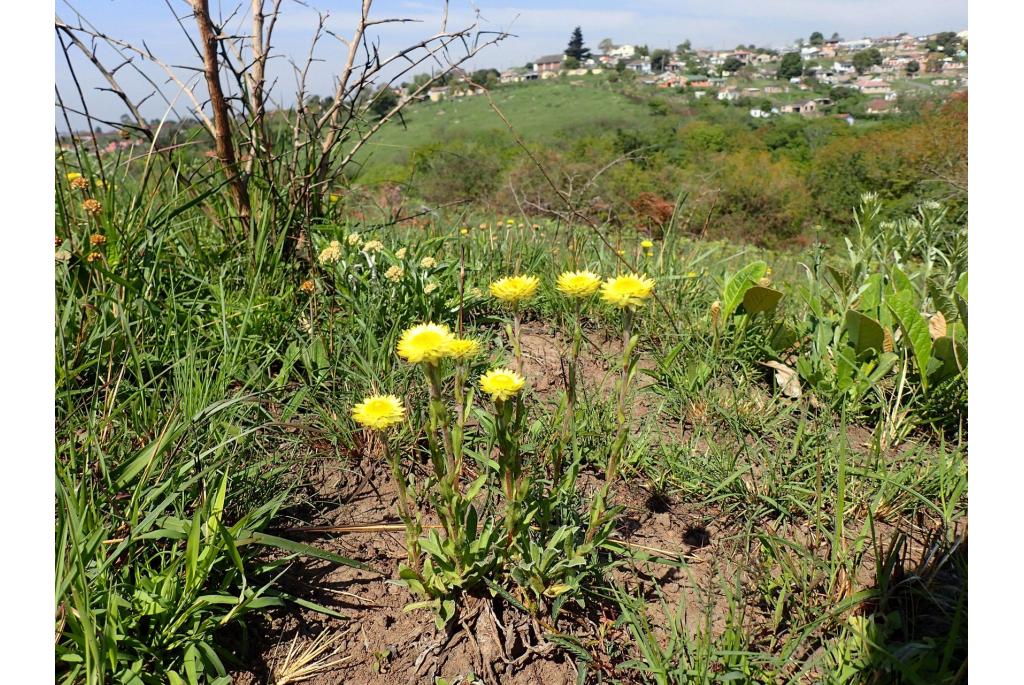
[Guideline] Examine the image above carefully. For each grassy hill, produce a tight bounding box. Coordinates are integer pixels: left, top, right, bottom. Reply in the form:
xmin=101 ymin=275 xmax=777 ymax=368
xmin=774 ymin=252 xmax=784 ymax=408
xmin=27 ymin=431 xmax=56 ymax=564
xmin=349 ymin=79 xmax=657 ymax=180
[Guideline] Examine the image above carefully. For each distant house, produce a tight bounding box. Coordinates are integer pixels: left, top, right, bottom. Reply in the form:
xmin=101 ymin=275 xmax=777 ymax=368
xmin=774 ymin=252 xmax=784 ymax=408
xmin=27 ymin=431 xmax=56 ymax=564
xmin=717 ymin=88 xmax=740 ymax=101
xmin=779 ymin=99 xmax=820 ymax=117
xmin=624 ymin=59 xmax=652 ymax=74
xmin=427 ymin=86 xmax=449 ymax=102
xmin=763 ymin=84 xmax=786 ymax=94
xmin=749 ymin=108 xmax=772 ymax=118
xmin=857 ymin=79 xmax=892 ymax=95
xmin=932 ymin=78 xmax=950 ymax=86
xmin=534 ymin=54 xmax=564 ymax=73
xmin=730 ymin=49 xmax=753 ymax=64
xmin=608 ymin=44 xmax=637 ymax=59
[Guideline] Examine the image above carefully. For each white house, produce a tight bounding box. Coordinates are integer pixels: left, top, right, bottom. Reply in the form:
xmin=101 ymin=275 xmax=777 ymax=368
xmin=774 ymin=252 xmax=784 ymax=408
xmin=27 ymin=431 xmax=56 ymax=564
xmin=608 ymin=44 xmax=636 ymax=59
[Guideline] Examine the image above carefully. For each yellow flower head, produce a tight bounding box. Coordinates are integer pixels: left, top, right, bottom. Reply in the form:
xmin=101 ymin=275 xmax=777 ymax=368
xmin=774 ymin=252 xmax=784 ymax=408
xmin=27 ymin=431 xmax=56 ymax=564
xmin=351 ymin=394 xmax=405 ymax=430
xmin=448 ymin=338 xmax=481 ymax=359
xmin=82 ymin=198 xmax=102 ymax=215
xmin=489 ymin=275 xmax=540 ymax=305
xmin=86 ymin=251 xmax=103 ymax=263
xmin=89 ymin=233 xmax=107 ymax=247
xmin=601 ymin=274 xmax=656 ymax=309
xmin=347 ymin=232 xmax=361 ymax=246
xmin=385 ymin=265 xmax=404 ymax=282
xmin=318 ymin=241 xmax=342 ymax=264
xmin=556 ymin=270 xmax=602 ymax=299
xmin=641 ymin=239 xmax=654 ymax=249
xmin=460 ymin=228 xmax=469 ymax=236
xmin=615 ymin=249 xmax=625 ymax=256
xmin=479 ymin=223 xmax=488 ymax=229
xmin=362 ymin=239 xmax=384 ymax=253
xmin=645 ymin=250 xmax=654 ymax=258
xmin=299 ymin=279 xmax=316 ymax=294
xmin=396 ymin=322 xmax=455 ymax=364
xmin=71 ymin=176 xmax=89 ymax=190
xmin=329 ymin=193 xmax=340 ymax=203
xmin=686 ymin=271 xmax=698 ymax=278
xmin=395 ymin=247 xmax=407 ymax=260
xmin=66 ymin=172 xmax=82 ymax=182
xmin=506 ymin=218 xmax=515 ymax=225
xmin=419 ymin=256 xmax=437 ymax=269
xmin=479 ymin=367 xmax=526 ymax=402
xmin=424 ymin=281 xmax=439 ymax=294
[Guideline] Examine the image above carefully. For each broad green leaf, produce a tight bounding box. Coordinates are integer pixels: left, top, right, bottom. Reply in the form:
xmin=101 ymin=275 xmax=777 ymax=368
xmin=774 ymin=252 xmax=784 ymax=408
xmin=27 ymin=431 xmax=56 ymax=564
xmin=856 ymin=273 xmax=884 ymax=315
xmin=956 ymin=271 xmax=968 ymax=300
xmin=932 ymin=336 xmax=967 ymax=382
xmin=845 ymin=310 xmax=884 ymax=356
xmin=888 ymin=290 xmax=932 ymax=392
xmin=721 ymin=261 xmax=767 ymax=319
xmin=742 ymin=285 xmax=784 ymax=314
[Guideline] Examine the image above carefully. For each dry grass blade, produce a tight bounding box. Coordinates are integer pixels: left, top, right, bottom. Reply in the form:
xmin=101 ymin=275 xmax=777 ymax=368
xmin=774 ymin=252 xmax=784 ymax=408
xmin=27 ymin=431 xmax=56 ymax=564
xmin=272 ymin=627 xmax=354 ymax=685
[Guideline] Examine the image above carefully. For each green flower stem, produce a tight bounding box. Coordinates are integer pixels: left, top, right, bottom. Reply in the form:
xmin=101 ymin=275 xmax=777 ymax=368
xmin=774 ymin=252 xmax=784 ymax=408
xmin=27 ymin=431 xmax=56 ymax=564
xmin=556 ymin=300 xmax=583 ymax=485
xmin=511 ymin=306 xmax=524 ymax=375
xmin=495 ymin=397 xmax=523 ymax=546
xmin=384 ymin=436 xmax=421 ymax=572
xmin=587 ymin=306 xmax=635 ymax=543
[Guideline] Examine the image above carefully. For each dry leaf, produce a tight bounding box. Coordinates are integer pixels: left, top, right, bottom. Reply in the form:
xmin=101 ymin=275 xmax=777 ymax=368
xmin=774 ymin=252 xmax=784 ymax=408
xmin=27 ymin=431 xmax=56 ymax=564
xmin=883 ymin=328 xmax=894 ymax=353
xmin=762 ymin=360 xmax=801 ymax=398
xmin=928 ymin=311 xmax=947 ymax=340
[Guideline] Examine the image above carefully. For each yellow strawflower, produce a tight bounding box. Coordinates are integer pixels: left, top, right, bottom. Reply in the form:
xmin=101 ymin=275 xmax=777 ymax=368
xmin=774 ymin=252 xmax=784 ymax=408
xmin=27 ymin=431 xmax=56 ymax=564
xmin=351 ymin=395 xmax=405 ymax=430
xmin=395 ymin=247 xmax=407 ymax=260
xmin=645 ymin=250 xmax=654 ymax=258
xmin=396 ymin=322 xmax=455 ymax=363
xmin=556 ymin=270 xmax=602 ymax=298
xmin=448 ymin=338 xmax=481 ymax=359
xmin=506 ymin=218 xmax=515 ymax=225
xmin=489 ymin=275 xmax=540 ymax=305
xmin=601 ymin=274 xmax=656 ymax=309
xmin=641 ymin=239 xmax=654 ymax=249
xmin=419 ymin=256 xmax=437 ymax=269
xmin=460 ymin=228 xmax=469 ymax=235
xmin=347 ymin=232 xmax=361 ymax=246
xmin=66 ymin=172 xmax=82 ymax=182
xmin=363 ymin=239 xmax=384 ymax=253
xmin=385 ymin=265 xmax=404 ymax=282
xmin=329 ymin=193 xmax=340 ymax=203
xmin=479 ymin=368 xmax=526 ymax=402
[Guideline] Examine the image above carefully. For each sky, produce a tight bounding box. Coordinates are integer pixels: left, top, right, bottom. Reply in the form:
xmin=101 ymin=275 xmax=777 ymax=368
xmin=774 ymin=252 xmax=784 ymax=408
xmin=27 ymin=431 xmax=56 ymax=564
xmin=55 ymin=0 xmax=966 ymax=129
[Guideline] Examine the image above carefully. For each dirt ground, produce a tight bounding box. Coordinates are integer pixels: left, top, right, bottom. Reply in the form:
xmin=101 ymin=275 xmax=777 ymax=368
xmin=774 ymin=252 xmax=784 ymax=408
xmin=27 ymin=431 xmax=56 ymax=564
xmin=231 ymin=322 xmax=960 ymax=684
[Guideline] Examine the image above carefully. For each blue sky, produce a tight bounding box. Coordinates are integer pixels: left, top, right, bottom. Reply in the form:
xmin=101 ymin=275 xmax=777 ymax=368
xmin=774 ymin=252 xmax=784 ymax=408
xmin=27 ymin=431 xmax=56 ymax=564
xmin=56 ymin=0 xmax=966 ymax=128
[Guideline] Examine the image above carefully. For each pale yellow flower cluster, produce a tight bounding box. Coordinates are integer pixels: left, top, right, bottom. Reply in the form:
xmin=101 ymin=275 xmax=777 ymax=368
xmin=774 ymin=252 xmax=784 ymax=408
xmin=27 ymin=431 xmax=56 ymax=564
xmin=419 ymin=256 xmax=437 ymax=269
xmin=363 ymin=240 xmax=384 ymax=253
xmin=318 ymin=240 xmax=342 ymax=264
xmin=385 ymin=265 xmax=404 ymax=282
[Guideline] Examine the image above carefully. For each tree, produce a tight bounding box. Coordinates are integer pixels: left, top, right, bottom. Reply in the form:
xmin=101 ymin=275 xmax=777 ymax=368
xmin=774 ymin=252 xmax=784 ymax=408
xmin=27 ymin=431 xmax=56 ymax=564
xmin=905 ymin=60 xmax=920 ymax=76
xmin=722 ymin=56 xmax=743 ymax=73
xmin=777 ymin=52 xmax=803 ymax=79
xmin=677 ymin=39 xmax=691 ymax=54
xmin=565 ymin=26 xmax=590 ymax=61
xmin=830 ymin=32 xmax=841 ymax=41
xmin=851 ymin=48 xmax=883 ymax=74
xmin=635 ymin=44 xmax=649 ymax=57
xmin=809 ymin=31 xmax=824 ymax=46
xmin=615 ymin=59 xmax=627 ymax=73
xmin=599 ymin=37 xmax=614 ymax=54
xmin=563 ymin=56 xmax=579 ymax=69
xmin=369 ymin=86 xmax=398 ymax=120
xmin=651 ymin=49 xmax=672 ymax=72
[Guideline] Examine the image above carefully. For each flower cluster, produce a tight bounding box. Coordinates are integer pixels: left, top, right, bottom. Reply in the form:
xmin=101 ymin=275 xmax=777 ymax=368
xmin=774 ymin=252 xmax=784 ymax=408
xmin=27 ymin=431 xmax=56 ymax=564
xmin=318 ymin=240 xmax=342 ymax=265
xmin=385 ymin=265 xmax=404 ymax=282
xmin=82 ymin=199 xmax=102 ymax=216
xmin=419 ymin=256 xmax=437 ymax=269
xmin=363 ymin=240 xmax=384 ymax=253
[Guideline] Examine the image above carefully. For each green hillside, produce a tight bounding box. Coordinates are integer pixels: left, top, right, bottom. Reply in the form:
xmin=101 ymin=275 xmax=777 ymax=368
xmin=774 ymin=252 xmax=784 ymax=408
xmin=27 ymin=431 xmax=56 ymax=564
xmin=349 ymin=79 xmax=656 ymax=179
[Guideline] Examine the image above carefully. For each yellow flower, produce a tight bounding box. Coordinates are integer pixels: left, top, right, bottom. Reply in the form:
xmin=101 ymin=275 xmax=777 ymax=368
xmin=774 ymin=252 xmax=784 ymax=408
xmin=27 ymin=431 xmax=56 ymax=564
xmin=329 ymin=193 xmax=340 ymax=203
xmin=419 ymin=256 xmax=437 ymax=269
xmin=489 ymin=275 xmax=540 ymax=305
xmin=766 ymin=266 xmax=773 ymax=276
xmin=615 ymin=249 xmax=625 ymax=256
xmin=351 ymin=394 xmax=405 ymax=430
xmin=89 ymin=233 xmax=107 ymax=247
xmin=460 ymin=228 xmax=469 ymax=236
xmin=601 ymin=274 xmax=656 ymax=309
xmin=556 ymin=270 xmax=602 ymax=299
xmin=479 ymin=367 xmax=526 ymax=402
xmin=686 ymin=271 xmax=697 ymax=278
xmin=645 ymin=250 xmax=654 ymax=258
xmin=395 ymin=247 xmax=407 ymax=260
xmin=641 ymin=239 xmax=654 ymax=249
xmin=82 ymin=198 xmax=102 ymax=215
xmin=318 ymin=240 xmax=342 ymax=264
xmin=385 ymin=265 xmax=404 ymax=282
xmin=396 ymin=322 xmax=455 ymax=363
xmin=70 ymin=176 xmax=89 ymax=190
xmin=66 ymin=172 xmax=82 ymax=182
xmin=347 ymin=233 xmax=361 ymax=246
xmin=424 ymin=281 xmax=439 ymax=294
xmin=86 ymin=251 xmax=103 ymax=263
xmin=362 ymin=240 xmax=384 ymax=253
xmin=479 ymin=223 xmax=488 ymax=229
xmin=506 ymin=218 xmax=515 ymax=225
xmin=448 ymin=338 xmax=481 ymax=359
xmin=299 ymin=279 xmax=316 ymax=294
